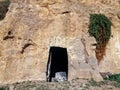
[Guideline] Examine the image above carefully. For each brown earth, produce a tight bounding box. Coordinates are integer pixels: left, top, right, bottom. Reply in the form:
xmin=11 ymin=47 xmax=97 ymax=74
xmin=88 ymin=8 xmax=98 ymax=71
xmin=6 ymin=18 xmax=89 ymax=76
xmin=1 ymin=78 xmax=120 ymax=90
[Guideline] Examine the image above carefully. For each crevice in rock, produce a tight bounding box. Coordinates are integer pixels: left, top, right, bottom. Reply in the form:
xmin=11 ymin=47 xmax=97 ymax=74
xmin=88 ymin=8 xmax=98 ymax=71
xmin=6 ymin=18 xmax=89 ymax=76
xmin=8 ymin=31 xmax=12 ymax=35
xmin=20 ymin=43 xmax=33 ymax=54
xmin=61 ymin=11 xmax=71 ymax=14
xmin=117 ymin=14 xmax=120 ymax=20
xmin=18 ymin=37 xmax=22 ymax=40
xmin=3 ymin=36 xmax=14 ymax=40
xmin=81 ymin=38 xmax=89 ymax=63
xmin=91 ymin=43 xmax=97 ymax=46
xmin=3 ymin=31 xmax=14 ymax=40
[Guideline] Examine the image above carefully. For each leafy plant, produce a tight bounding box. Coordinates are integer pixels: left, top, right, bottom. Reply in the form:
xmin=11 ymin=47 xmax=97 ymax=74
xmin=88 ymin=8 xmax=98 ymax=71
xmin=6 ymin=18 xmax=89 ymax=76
xmin=0 ymin=86 xmax=9 ymax=90
xmin=113 ymin=82 xmax=120 ymax=88
xmin=88 ymin=79 xmax=104 ymax=87
xmin=104 ymin=74 xmax=120 ymax=88
xmin=104 ymin=74 xmax=120 ymax=82
xmin=89 ymin=14 xmax=112 ymax=43
xmin=88 ymin=14 xmax=112 ymax=63
xmin=0 ymin=0 xmax=10 ymax=6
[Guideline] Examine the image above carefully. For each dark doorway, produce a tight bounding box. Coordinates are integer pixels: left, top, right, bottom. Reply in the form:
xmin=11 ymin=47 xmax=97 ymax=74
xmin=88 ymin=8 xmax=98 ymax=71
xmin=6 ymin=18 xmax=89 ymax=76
xmin=46 ymin=46 xmax=68 ymax=82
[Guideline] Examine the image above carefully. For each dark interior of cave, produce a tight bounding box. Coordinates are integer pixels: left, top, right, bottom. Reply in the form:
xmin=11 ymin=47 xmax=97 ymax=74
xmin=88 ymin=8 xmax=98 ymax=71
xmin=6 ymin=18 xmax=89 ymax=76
xmin=46 ymin=46 xmax=68 ymax=82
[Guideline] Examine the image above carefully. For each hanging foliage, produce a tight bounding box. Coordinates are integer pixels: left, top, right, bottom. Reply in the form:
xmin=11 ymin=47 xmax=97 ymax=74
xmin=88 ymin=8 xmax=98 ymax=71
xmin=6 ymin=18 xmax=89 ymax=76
xmin=88 ymin=14 xmax=112 ymax=63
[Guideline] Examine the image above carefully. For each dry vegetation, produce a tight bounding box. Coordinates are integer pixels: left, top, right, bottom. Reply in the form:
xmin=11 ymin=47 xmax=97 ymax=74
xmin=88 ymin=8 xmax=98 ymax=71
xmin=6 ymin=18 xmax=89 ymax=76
xmin=0 ymin=78 xmax=120 ymax=90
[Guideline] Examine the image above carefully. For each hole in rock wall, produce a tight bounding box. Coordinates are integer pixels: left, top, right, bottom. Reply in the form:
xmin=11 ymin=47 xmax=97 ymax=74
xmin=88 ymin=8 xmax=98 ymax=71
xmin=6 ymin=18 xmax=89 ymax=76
xmin=46 ymin=46 xmax=68 ymax=82
xmin=0 ymin=0 xmax=10 ymax=20
xmin=3 ymin=31 xmax=14 ymax=40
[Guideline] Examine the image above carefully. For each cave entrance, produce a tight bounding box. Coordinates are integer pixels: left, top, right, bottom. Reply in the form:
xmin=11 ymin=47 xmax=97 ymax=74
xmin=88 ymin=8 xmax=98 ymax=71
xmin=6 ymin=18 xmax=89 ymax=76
xmin=46 ymin=46 xmax=68 ymax=82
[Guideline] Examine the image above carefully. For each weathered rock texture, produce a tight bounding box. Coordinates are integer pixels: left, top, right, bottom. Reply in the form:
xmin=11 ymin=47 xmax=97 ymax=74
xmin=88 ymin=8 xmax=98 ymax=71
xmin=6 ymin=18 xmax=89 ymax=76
xmin=0 ymin=0 xmax=120 ymax=84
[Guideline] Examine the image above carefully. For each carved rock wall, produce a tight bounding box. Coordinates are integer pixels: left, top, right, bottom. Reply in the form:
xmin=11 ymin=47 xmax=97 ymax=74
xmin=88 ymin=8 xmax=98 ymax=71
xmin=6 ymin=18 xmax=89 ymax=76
xmin=0 ymin=0 xmax=120 ymax=84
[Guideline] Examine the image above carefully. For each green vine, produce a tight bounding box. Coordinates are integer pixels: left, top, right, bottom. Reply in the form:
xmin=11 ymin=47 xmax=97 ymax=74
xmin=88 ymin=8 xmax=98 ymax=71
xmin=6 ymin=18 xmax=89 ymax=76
xmin=88 ymin=14 xmax=112 ymax=44
xmin=88 ymin=14 xmax=112 ymax=62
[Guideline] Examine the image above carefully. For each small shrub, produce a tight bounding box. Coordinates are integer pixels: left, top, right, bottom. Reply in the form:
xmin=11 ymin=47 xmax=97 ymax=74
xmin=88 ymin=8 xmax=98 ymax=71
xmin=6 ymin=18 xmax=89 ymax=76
xmin=104 ymin=74 xmax=120 ymax=82
xmin=0 ymin=87 xmax=2 ymax=90
xmin=88 ymin=14 xmax=112 ymax=63
xmin=113 ymin=82 xmax=120 ymax=88
xmin=89 ymin=14 xmax=112 ymax=43
xmin=103 ymin=74 xmax=120 ymax=88
xmin=36 ymin=85 xmax=50 ymax=90
xmin=0 ymin=86 xmax=9 ymax=90
xmin=0 ymin=0 xmax=10 ymax=20
xmin=88 ymin=79 xmax=108 ymax=87
xmin=88 ymin=79 xmax=100 ymax=87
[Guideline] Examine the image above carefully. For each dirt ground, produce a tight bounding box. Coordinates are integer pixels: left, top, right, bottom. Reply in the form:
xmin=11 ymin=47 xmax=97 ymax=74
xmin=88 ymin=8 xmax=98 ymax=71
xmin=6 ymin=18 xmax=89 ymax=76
xmin=1 ymin=78 xmax=120 ymax=90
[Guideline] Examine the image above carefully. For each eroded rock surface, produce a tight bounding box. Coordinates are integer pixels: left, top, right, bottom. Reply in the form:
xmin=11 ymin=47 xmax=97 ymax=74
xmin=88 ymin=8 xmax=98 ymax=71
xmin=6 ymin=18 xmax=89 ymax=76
xmin=0 ymin=0 xmax=120 ymax=84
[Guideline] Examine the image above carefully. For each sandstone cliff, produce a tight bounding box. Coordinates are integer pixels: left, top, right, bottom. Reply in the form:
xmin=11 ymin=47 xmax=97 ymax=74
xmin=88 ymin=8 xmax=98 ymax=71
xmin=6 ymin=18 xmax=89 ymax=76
xmin=0 ymin=0 xmax=120 ymax=84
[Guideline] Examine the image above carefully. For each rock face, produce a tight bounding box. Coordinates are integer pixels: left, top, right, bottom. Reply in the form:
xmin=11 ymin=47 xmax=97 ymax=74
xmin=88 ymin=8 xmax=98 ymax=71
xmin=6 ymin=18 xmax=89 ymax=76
xmin=0 ymin=0 xmax=120 ymax=84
